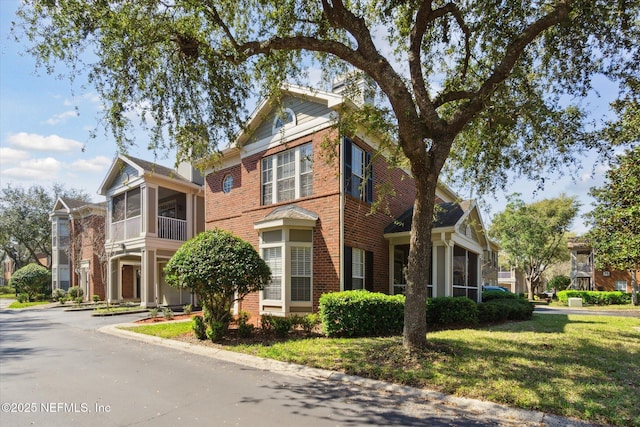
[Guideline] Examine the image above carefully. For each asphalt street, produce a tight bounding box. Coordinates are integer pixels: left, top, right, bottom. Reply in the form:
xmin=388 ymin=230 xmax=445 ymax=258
xmin=0 ymin=304 xmax=607 ymax=427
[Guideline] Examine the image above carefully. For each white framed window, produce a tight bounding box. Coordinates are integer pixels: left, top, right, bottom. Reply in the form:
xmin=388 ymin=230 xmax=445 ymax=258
xmin=222 ymin=174 xmax=234 ymax=193
xmin=261 ymin=144 xmax=313 ymax=205
xmin=352 ymin=248 xmax=365 ymax=290
xmin=262 ymin=247 xmax=282 ymax=300
xmin=272 ymin=108 xmax=296 ymax=134
xmin=343 ymin=137 xmax=373 ymax=202
xmin=111 ymin=187 xmax=141 ymax=222
xmin=615 ymin=280 xmax=627 ymax=291
xmin=260 ymin=228 xmax=313 ymax=308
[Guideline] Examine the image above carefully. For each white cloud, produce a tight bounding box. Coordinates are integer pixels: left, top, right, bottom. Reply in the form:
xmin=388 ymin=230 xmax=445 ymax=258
xmin=7 ymin=132 xmax=84 ymax=152
xmin=0 ymin=147 xmax=29 ymax=164
xmin=0 ymin=157 xmax=62 ymax=180
xmin=70 ymin=156 xmax=112 ymax=172
xmin=45 ymin=110 xmax=78 ymax=125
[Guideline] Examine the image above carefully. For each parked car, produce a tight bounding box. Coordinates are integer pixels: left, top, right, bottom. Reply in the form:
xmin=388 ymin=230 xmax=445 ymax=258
xmin=482 ymin=285 xmax=512 ymax=293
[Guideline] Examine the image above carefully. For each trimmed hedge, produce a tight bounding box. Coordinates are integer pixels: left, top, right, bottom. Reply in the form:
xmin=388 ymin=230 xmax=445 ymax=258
xmin=319 ymin=290 xmax=405 ymax=337
xmin=478 ymin=299 xmax=534 ymax=322
xmin=426 ymin=296 xmax=479 ymax=326
xmin=482 ymin=289 xmax=518 ymax=302
xmin=557 ymin=290 xmax=631 ymax=305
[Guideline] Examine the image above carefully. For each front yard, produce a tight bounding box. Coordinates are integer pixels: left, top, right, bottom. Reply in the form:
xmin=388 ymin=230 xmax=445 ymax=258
xmin=124 ymin=313 xmax=640 ymax=427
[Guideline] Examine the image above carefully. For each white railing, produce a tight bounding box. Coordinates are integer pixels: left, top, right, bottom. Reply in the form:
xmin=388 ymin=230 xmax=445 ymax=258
xmin=109 ymin=217 xmax=142 ymax=241
xmin=158 ymin=216 xmax=187 ymax=241
xmin=498 ymin=271 xmax=513 ymax=279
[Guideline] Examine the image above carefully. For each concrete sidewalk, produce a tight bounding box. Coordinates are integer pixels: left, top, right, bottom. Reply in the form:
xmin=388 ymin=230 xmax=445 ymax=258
xmin=100 ymin=322 xmax=600 ymax=427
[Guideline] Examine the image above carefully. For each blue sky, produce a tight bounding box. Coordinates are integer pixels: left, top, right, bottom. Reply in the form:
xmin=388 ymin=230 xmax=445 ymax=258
xmin=0 ymin=0 xmax=614 ymax=234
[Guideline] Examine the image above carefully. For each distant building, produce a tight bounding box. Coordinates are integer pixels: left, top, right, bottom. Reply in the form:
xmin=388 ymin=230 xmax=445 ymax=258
xmin=568 ymin=237 xmax=638 ymax=292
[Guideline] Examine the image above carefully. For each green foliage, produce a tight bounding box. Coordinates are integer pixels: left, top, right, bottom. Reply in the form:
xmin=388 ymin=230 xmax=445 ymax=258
xmin=271 ymin=316 xmax=294 ymax=338
xmin=207 ymin=321 xmax=226 ymax=342
xmin=52 ymin=288 xmax=66 ymax=300
xmin=192 ymin=316 xmax=207 ymax=340
xmin=183 ymin=304 xmax=193 ymax=315
xmin=165 ymin=229 xmax=270 ymax=339
xmin=68 ymin=286 xmax=84 ymax=299
xmin=17 ymin=293 xmax=29 ymax=303
xmin=557 ymin=291 xmax=631 ymax=306
xmin=260 ymin=314 xmax=274 ymax=333
xmin=149 ymin=307 xmax=159 ymax=319
xmin=426 ymin=297 xmax=479 ymax=327
xmin=489 ymin=194 xmax=579 ymax=297
xmin=16 ymin=0 xmax=639 ymax=350
xmin=9 ymin=263 xmax=51 ymax=302
xmin=0 ymin=184 xmax=90 ymax=271
xmin=478 ymin=299 xmax=534 ymax=323
xmin=586 ymin=147 xmax=640 ymax=274
xmin=548 ymin=275 xmax=571 ymax=291
xmin=300 ymin=313 xmax=321 ymax=335
xmin=481 ymin=290 xmax=518 ymax=302
xmin=237 ymin=310 xmax=254 ymax=338
xmin=319 ymin=290 xmax=405 ymax=337
xmin=162 ymin=307 xmax=174 ymax=320
xmin=92 ymin=294 xmax=100 ymax=303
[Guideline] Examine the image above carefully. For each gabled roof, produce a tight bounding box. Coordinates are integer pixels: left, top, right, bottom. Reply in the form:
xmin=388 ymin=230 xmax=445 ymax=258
xmin=384 ymin=201 xmax=466 ymax=234
xmin=98 ymin=154 xmax=197 ymax=195
xmin=235 ymin=84 xmax=351 ymax=148
xmin=51 ymin=197 xmax=106 ymax=217
xmin=254 ymin=204 xmax=319 ymax=230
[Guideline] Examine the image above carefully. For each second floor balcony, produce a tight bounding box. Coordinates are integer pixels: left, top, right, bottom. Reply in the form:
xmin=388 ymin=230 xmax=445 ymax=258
xmin=109 ymin=215 xmax=186 ymax=242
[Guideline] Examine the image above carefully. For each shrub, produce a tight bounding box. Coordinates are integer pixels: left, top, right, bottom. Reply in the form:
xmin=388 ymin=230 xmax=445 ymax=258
xmin=271 ymin=316 xmax=294 ymax=337
xmin=68 ymin=286 xmax=84 ymax=299
xmin=17 ymin=293 xmax=29 ymax=303
xmin=165 ymin=229 xmax=271 ymax=341
xmin=237 ymin=310 xmax=253 ymax=338
xmin=162 ymin=307 xmax=174 ymax=320
xmin=300 ymin=313 xmax=321 ymax=335
xmin=319 ymin=290 xmax=405 ymax=337
xmin=192 ymin=316 xmax=207 ymax=340
xmin=92 ymin=294 xmax=100 ymax=303
xmin=149 ymin=307 xmax=159 ymax=318
xmin=74 ymin=296 xmax=84 ymax=305
xmin=548 ymin=275 xmax=571 ymax=291
xmin=426 ymin=297 xmax=479 ymax=326
xmin=183 ymin=303 xmax=193 ymax=315
xmin=557 ymin=290 xmax=631 ymax=305
xmin=260 ymin=314 xmax=274 ymax=332
xmin=478 ymin=299 xmax=534 ymax=322
xmin=0 ymin=285 xmax=14 ymax=294
xmin=58 ymin=296 xmax=68 ymax=304
xmin=207 ymin=321 xmax=226 ymax=342
xmin=482 ymin=290 xmax=518 ymax=302
xmin=9 ymin=263 xmax=51 ymax=302
xmin=52 ymin=288 xmax=66 ymax=300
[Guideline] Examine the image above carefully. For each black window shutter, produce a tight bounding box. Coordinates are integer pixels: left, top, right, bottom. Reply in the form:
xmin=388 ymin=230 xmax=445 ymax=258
xmin=343 ymin=137 xmax=352 ymax=196
xmin=365 ymin=250 xmax=374 ymax=291
xmin=343 ymin=246 xmax=352 ymax=291
xmin=365 ymin=151 xmax=373 ymax=203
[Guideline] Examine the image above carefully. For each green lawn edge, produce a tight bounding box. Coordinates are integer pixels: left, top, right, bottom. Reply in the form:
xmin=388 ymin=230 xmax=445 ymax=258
xmin=123 ymin=313 xmax=640 ymax=427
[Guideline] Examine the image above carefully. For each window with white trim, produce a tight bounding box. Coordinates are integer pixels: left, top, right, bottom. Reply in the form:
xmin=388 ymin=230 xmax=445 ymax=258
xmin=261 ymin=144 xmax=313 ymax=205
xmin=615 ymin=280 xmax=627 ymax=291
xmin=352 ymin=248 xmax=364 ymax=290
xmin=272 ymin=108 xmax=296 ymax=134
xmin=260 ymin=229 xmax=313 ymax=306
xmin=343 ymin=138 xmax=373 ymax=202
xmin=262 ymin=247 xmax=282 ymax=300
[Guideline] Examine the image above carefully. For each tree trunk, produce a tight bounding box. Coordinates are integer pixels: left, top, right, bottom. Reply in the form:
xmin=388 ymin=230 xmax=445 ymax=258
xmin=403 ymin=167 xmax=438 ymax=351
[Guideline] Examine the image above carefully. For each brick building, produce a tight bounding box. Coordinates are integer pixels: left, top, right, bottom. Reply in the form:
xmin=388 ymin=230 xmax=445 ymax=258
xmin=205 ymin=84 xmax=498 ymax=318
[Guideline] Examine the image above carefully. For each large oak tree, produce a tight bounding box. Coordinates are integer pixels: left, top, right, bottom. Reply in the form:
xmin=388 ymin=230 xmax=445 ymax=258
xmin=14 ymin=0 xmax=639 ymax=350
xmin=586 ymin=146 xmax=640 ymax=305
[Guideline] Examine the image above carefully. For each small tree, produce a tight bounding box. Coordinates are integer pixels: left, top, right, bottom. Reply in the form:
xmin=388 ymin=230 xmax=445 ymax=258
xmin=586 ymin=146 xmax=640 ymax=305
xmin=547 ymin=275 xmax=571 ymax=292
xmin=9 ymin=263 xmax=51 ymax=302
xmin=165 ymin=229 xmax=271 ymax=339
xmin=490 ymin=194 xmax=579 ymax=299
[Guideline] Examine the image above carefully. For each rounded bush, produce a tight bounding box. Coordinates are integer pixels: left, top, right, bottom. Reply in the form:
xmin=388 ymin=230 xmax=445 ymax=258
xmin=9 ymin=263 xmax=51 ymax=302
xmin=426 ymin=296 xmax=479 ymax=326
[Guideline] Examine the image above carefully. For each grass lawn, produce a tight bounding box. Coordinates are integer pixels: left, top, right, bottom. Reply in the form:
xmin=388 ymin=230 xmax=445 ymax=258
xmin=93 ymin=305 xmax=146 ymax=314
xmin=125 ymin=313 xmax=640 ymax=427
xmin=0 ymin=293 xmax=17 ymax=299
xmin=7 ymin=301 xmax=52 ymax=309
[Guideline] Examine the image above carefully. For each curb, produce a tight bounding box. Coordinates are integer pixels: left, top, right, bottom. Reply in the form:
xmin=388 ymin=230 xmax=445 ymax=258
xmin=99 ymin=323 xmax=599 ymax=427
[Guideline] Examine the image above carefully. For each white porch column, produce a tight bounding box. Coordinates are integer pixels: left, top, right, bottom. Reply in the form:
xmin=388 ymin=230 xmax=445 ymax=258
xmin=444 ymin=242 xmax=453 ymax=297
xmin=186 ymin=193 xmax=194 ymax=240
xmin=107 ymin=257 xmax=119 ymax=303
xmin=140 ymin=249 xmax=157 ymax=308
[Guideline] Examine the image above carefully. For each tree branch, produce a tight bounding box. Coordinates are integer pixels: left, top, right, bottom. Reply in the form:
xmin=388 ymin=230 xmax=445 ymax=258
xmin=449 ymin=0 xmax=572 ymax=133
